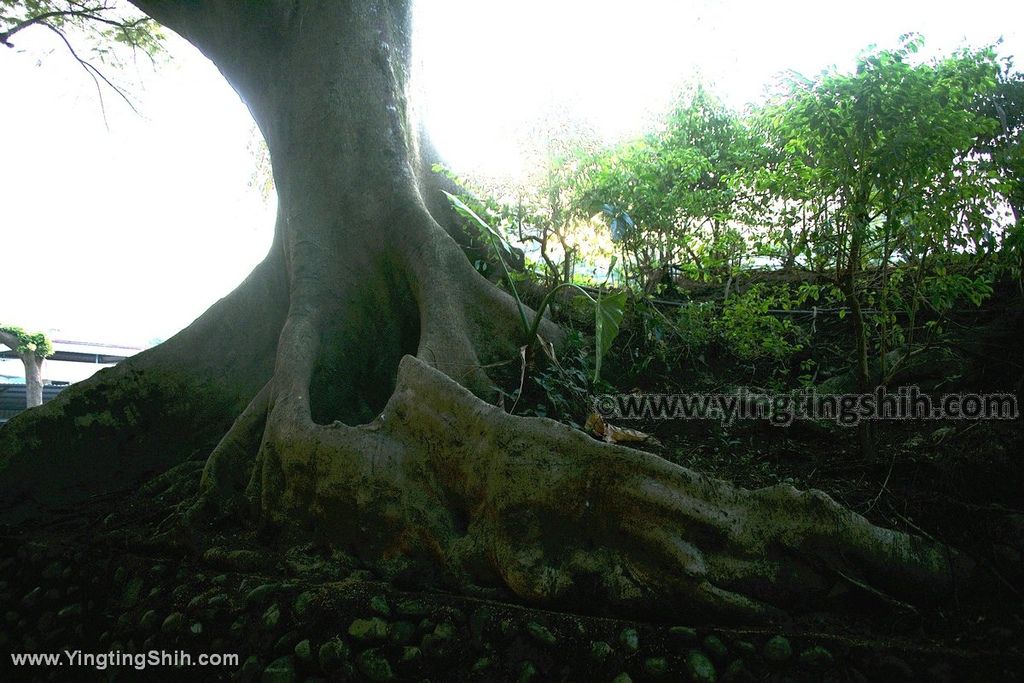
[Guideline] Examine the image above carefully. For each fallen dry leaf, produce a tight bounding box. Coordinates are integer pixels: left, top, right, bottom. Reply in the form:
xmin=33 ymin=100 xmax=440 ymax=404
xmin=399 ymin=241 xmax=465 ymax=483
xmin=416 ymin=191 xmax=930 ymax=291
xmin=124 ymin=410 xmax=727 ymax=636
xmin=585 ymin=412 xmax=662 ymax=447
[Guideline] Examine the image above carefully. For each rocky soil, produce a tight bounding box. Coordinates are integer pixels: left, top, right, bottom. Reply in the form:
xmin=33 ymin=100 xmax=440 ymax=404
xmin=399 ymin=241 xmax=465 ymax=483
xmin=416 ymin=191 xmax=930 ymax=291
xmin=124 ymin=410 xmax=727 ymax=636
xmin=1 ymin=460 xmax=1020 ymax=682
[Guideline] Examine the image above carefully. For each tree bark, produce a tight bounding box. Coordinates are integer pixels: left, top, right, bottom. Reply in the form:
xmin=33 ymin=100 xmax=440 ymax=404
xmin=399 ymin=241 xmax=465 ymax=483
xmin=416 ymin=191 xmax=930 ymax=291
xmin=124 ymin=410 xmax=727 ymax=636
xmin=22 ymin=354 xmax=43 ymax=408
xmin=0 ymin=0 xmax=978 ymax=620
xmin=845 ymin=219 xmax=877 ymax=461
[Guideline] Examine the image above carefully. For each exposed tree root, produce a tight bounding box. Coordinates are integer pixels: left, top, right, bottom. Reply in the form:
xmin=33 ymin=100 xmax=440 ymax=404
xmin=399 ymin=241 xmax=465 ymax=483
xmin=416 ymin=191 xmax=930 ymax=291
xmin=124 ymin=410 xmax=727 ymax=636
xmin=191 ymin=326 xmax=974 ymax=621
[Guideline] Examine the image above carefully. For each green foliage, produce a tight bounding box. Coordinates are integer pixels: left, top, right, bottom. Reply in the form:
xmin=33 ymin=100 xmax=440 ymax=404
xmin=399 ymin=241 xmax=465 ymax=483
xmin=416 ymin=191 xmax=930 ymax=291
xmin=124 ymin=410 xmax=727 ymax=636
xmin=444 ymin=189 xmax=531 ymax=332
xmin=434 ymin=140 xmax=590 ymax=287
xmin=1002 ymin=220 xmax=1024 ymax=282
xmin=2 ymin=0 xmax=165 ymax=121
xmin=716 ymin=285 xmax=803 ymax=363
xmin=753 ymin=36 xmax=1004 ymax=267
xmin=519 ymin=329 xmax=594 ymax=422
xmin=0 ymin=324 xmax=54 ymax=358
xmin=443 ymin=189 xmax=521 ymax=275
xmin=443 ymin=191 xmax=626 ymax=382
xmin=434 ymin=166 xmax=522 ymax=279
xmin=604 ymin=296 xmax=690 ymax=382
xmin=745 ymin=36 xmax=1012 ymax=395
xmin=1 ymin=0 xmax=163 ymax=58
xmin=441 ymin=35 xmax=1019 ymax=399
xmin=673 ymin=301 xmax=716 ymax=353
xmin=922 ymin=266 xmax=994 ymax=311
xmin=591 ymin=289 xmax=627 ymax=382
xmin=572 ymin=84 xmax=756 ymax=289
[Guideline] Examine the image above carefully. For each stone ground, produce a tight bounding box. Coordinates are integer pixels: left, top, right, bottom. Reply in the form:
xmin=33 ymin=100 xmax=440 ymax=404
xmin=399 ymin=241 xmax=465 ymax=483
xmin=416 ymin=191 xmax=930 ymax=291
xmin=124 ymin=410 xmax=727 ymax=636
xmin=0 ymin=461 xmax=1019 ymax=682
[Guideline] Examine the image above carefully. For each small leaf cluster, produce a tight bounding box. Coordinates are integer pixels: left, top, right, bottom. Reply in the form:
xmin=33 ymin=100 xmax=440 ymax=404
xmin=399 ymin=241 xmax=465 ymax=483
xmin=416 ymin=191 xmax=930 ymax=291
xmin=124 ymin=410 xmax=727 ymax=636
xmin=0 ymin=324 xmax=54 ymax=358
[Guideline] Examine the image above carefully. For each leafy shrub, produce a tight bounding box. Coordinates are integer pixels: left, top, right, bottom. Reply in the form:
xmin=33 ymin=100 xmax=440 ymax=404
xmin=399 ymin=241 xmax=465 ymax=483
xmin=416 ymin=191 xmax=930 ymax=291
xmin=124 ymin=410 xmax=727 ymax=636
xmin=674 ymin=301 xmax=716 ymax=354
xmin=716 ymin=284 xmax=803 ymax=363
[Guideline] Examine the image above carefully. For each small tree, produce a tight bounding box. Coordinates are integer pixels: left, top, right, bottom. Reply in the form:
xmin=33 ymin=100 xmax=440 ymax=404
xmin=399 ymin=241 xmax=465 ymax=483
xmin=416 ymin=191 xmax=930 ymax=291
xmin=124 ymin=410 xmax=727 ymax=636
xmin=0 ymin=325 xmax=54 ymax=408
xmin=438 ymin=109 xmax=600 ymax=288
xmin=574 ymin=85 xmax=750 ymax=289
xmin=761 ymin=37 xmax=1005 ymax=458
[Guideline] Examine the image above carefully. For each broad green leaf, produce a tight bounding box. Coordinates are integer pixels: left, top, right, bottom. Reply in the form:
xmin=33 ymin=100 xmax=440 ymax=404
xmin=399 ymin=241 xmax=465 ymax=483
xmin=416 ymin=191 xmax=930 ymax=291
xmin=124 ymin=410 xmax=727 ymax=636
xmin=592 ymin=290 xmax=627 ymax=382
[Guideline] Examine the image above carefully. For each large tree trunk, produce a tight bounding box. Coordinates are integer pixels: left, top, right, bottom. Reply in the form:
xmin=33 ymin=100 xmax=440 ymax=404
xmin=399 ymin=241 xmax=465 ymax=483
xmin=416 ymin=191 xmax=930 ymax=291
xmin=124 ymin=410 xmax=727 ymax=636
xmin=0 ymin=0 xmax=976 ymax=621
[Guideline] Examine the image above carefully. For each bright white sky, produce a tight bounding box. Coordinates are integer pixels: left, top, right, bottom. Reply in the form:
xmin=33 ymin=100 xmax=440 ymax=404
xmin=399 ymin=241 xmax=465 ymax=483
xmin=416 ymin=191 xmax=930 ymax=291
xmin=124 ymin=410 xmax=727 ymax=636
xmin=1 ymin=0 xmax=1021 ymax=347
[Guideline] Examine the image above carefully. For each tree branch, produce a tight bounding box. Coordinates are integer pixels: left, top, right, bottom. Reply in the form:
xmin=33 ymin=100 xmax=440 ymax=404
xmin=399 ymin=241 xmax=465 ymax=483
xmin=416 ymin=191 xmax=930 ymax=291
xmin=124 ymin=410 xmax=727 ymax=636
xmin=2 ymin=8 xmax=96 ymax=46
xmin=126 ymin=0 xmax=286 ymax=107
xmin=0 ymin=330 xmax=23 ymax=353
xmin=0 ymin=2 xmax=153 ymax=47
xmin=42 ymin=22 xmax=140 ymax=126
